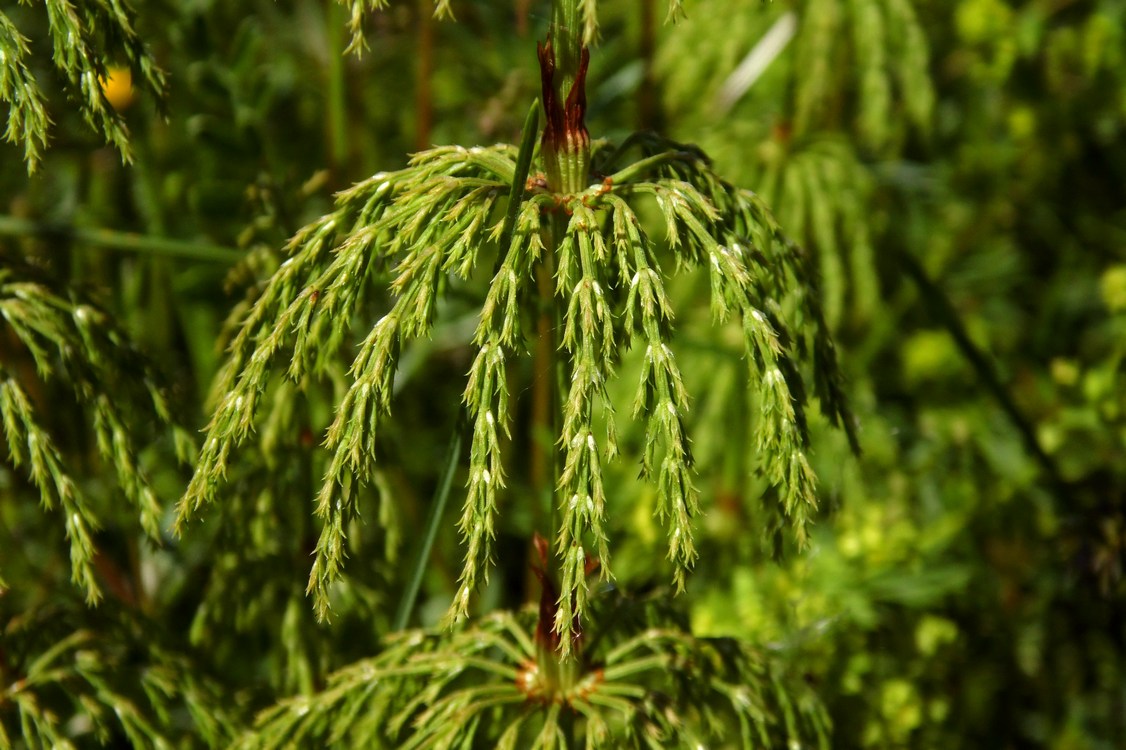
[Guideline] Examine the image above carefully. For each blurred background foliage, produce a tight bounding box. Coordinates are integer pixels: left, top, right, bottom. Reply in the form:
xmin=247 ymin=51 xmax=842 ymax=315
xmin=1 ymin=0 xmax=1124 ymax=747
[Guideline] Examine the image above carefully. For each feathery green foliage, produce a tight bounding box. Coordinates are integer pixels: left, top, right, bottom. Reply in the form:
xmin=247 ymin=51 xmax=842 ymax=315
xmin=0 ymin=13 xmax=49 ymax=171
xmin=790 ymin=0 xmax=933 ymax=149
xmin=176 ymin=145 xmax=515 ymax=618
xmin=0 ymin=258 xmax=191 ymax=603
xmin=232 ymin=595 xmax=827 ymax=749
xmin=333 ymin=0 xmax=456 ymax=54
xmin=0 ymin=599 xmax=237 ymax=749
xmin=176 ymin=127 xmax=853 ymax=655
xmin=0 ymin=0 xmax=165 ymax=172
xmin=653 ymin=0 xmax=1126 ymax=746
xmin=755 ymin=137 xmax=877 ymax=329
xmin=655 ymin=0 xmax=932 ymax=335
xmin=7 ymin=0 xmax=1121 ymax=747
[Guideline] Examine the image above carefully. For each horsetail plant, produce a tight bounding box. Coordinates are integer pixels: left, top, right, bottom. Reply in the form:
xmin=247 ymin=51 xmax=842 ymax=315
xmin=0 ymin=254 xmax=232 ymax=745
xmin=173 ymin=0 xmax=856 ymax=745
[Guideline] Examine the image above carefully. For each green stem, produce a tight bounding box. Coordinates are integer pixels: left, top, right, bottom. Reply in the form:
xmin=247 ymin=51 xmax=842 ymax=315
xmin=898 ymin=247 xmax=1066 ymax=498
xmin=494 ymin=99 xmax=540 ymax=275
xmin=393 ymin=415 xmax=464 ymax=630
xmin=550 ymin=0 xmax=583 ymax=95
xmin=605 ymin=149 xmax=695 ymax=185
xmin=532 ymin=230 xmax=559 ymax=544
xmin=540 ymin=0 xmax=590 ymax=195
xmin=638 ymin=0 xmax=662 ymax=132
xmin=0 ymin=216 xmax=241 ymax=263
xmin=326 ymin=0 xmax=348 ymax=174
xmin=491 ymin=95 xmax=552 ymax=600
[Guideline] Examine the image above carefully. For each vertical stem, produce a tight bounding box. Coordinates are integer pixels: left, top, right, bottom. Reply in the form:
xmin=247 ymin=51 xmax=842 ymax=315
xmin=531 ymin=0 xmax=588 ymax=550
xmin=531 ymin=244 xmax=558 ymax=527
xmin=326 ymin=0 xmax=348 ymax=176
xmin=394 ymin=418 xmax=464 ymax=630
xmin=532 ymin=212 xmax=568 ymax=563
xmin=515 ymin=0 xmax=530 ymax=36
xmin=529 ymin=9 xmax=588 ymax=740
xmin=539 ymin=0 xmax=590 ymax=194
xmin=638 ymin=0 xmax=662 ymax=132
xmin=524 ymin=251 xmax=557 ymax=611
xmin=550 ymin=0 xmax=583 ymax=98
xmin=415 ymin=0 xmax=435 ymax=150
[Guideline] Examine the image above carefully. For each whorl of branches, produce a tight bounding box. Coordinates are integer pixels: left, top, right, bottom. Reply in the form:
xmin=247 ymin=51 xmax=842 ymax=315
xmin=232 ymin=596 xmax=829 ymax=750
xmin=176 ymin=132 xmax=854 ymax=653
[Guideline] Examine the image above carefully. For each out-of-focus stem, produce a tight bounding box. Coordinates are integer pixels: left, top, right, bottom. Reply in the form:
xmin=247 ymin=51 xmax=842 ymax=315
xmin=638 ymin=0 xmax=662 ymax=132
xmin=898 ymin=247 xmax=1065 ymax=499
xmin=0 ymin=216 xmax=240 ymax=263
xmin=326 ymin=0 xmax=348 ymax=174
xmin=516 ymin=0 xmax=530 ymax=36
xmin=415 ymin=0 xmax=435 ymax=150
